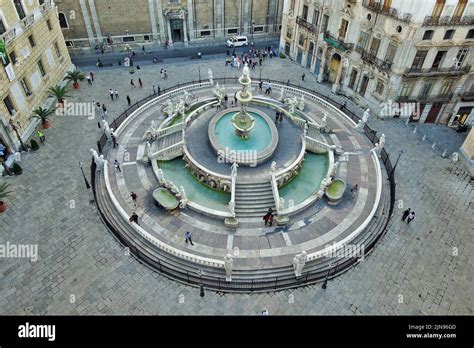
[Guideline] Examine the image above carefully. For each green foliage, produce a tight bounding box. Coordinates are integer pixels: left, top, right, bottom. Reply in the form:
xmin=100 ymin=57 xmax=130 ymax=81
xmin=64 ymin=69 xmax=86 ymax=83
xmin=48 ymin=85 xmax=70 ymax=103
xmin=279 ymin=52 xmax=286 ymax=59
xmin=30 ymin=139 xmax=39 ymax=150
xmin=31 ymin=107 xmax=55 ymax=124
xmin=0 ymin=182 xmax=13 ymax=200
xmin=12 ymin=162 xmax=22 ymax=175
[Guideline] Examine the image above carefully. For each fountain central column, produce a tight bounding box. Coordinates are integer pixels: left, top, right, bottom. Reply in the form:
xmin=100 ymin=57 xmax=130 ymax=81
xmin=232 ymin=63 xmax=255 ymax=139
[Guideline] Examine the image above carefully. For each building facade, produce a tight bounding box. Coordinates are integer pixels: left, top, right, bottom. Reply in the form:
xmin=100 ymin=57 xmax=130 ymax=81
xmin=0 ymin=0 xmax=73 ymax=155
xmin=56 ymin=0 xmax=284 ymax=51
xmin=280 ymin=0 xmax=474 ymax=174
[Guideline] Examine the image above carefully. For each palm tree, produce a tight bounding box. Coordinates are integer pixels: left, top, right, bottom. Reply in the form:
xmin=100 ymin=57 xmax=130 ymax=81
xmin=0 ymin=182 xmax=13 ymax=212
xmin=48 ymin=85 xmax=70 ymax=107
xmin=64 ymin=69 xmax=86 ymax=89
xmin=31 ymin=107 xmax=55 ymax=128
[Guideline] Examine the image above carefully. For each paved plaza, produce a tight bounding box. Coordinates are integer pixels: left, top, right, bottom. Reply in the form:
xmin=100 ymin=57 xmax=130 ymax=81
xmin=0 ymin=56 xmax=472 ymax=315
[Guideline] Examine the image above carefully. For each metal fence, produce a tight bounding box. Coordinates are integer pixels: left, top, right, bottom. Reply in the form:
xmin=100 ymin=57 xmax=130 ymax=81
xmin=93 ymin=77 xmax=397 ymax=292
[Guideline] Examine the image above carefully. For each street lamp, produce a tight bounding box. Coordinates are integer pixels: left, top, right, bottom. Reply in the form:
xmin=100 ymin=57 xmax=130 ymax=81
xmin=197 ymin=269 xmax=205 ymax=297
xmin=251 ymin=21 xmax=255 ymax=44
xmin=198 ymin=67 xmax=201 ymax=84
xmin=9 ymin=120 xmax=27 ymax=152
xmin=78 ymin=161 xmax=91 ymax=190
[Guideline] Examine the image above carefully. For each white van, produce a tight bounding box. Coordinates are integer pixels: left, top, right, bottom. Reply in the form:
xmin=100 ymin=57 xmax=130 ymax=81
xmin=226 ymin=36 xmax=249 ymax=48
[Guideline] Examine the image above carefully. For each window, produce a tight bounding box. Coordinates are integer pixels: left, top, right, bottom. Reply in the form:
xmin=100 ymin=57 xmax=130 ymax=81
xmin=3 ymin=95 xmax=16 ymax=116
xmin=411 ymin=50 xmax=428 ymax=69
xmin=58 ymin=13 xmax=68 ymax=28
xmin=200 ymin=30 xmax=211 ymax=37
xmin=375 ymin=79 xmax=385 ymax=95
xmin=339 ymin=19 xmax=349 ymax=41
xmin=39 ymin=0 xmax=45 ymax=4
xmin=369 ymin=37 xmax=381 ymax=57
xmin=254 ymin=26 xmax=263 ymax=32
xmin=298 ymin=34 xmax=305 ymax=46
xmin=321 ymin=15 xmax=329 ymax=33
xmin=423 ymin=30 xmax=434 ymax=40
xmin=385 ymin=43 xmax=397 ymax=64
xmin=348 ymin=69 xmax=358 ymax=89
xmin=20 ymin=77 xmax=32 ymax=96
xmin=467 ymin=29 xmax=474 ymax=39
xmin=356 ymin=31 xmax=369 ymax=53
xmin=400 ymin=82 xmax=414 ymax=97
xmin=65 ymin=41 xmax=74 ymax=47
xmin=454 ymin=48 xmax=469 ymax=67
xmin=431 ymin=50 xmax=447 ymax=69
xmin=431 ymin=0 xmax=445 ymax=18
xmin=382 ymin=0 xmax=392 ymax=11
xmin=54 ymin=41 xmax=61 ymax=58
xmin=453 ymin=0 xmax=467 ymax=19
xmin=46 ymin=19 xmax=52 ymax=31
xmin=37 ymin=59 xmax=46 ymax=76
xmin=290 ymin=0 xmax=295 ymax=15
xmin=228 ymin=28 xmax=238 ymax=34
xmin=28 ymin=35 xmax=36 ymax=47
xmin=287 ymin=27 xmax=292 ymax=39
xmin=122 ymin=36 xmax=135 ymax=42
xmin=0 ymin=19 xmax=6 ymax=35
xmin=440 ymin=80 xmax=453 ymax=95
xmin=312 ymin=10 xmax=319 ymax=26
xmin=302 ymin=5 xmax=309 ymax=20
xmin=143 ymin=35 xmax=150 ymax=40
xmin=13 ymin=0 xmax=26 ymax=20
xmin=9 ymin=50 xmax=17 ymax=65
xmin=419 ymin=81 xmax=433 ymax=97
xmin=444 ymin=29 xmax=455 ymax=39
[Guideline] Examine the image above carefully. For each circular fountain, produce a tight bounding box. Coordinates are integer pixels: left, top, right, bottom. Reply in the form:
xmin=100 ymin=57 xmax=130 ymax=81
xmin=232 ymin=64 xmax=255 ymax=138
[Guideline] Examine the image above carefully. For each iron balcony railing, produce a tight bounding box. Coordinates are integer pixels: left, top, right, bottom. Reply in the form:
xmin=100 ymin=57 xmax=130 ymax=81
xmin=361 ymin=50 xmax=392 ymax=72
xmin=362 ymin=0 xmax=412 ymax=23
xmin=296 ymin=16 xmax=318 ymax=34
xmin=1 ymin=28 xmax=17 ymax=45
xmin=460 ymin=91 xmax=474 ymax=101
xmin=323 ymin=31 xmax=354 ymax=52
xmin=404 ymin=65 xmax=471 ymax=77
xmin=423 ymin=15 xmax=474 ymax=26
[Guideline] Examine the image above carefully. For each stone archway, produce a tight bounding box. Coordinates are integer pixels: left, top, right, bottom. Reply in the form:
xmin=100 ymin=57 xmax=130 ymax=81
xmin=328 ymin=53 xmax=341 ymax=84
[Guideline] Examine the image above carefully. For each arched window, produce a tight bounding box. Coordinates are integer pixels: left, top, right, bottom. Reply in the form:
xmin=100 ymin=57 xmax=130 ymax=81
xmin=422 ymin=30 xmax=434 ymax=40
xmin=58 ymin=12 xmax=68 ymax=29
xmin=466 ymin=29 xmax=474 ymax=39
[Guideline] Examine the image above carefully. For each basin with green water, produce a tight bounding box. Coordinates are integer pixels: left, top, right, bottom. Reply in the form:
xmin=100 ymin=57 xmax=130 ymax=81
xmin=279 ymin=153 xmax=329 ymax=206
xmin=325 ymin=179 xmax=346 ymax=202
xmin=153 ymin=188 xmax=179 ymax=210
xmin=158 ymin=159 xmax=230 ymax=212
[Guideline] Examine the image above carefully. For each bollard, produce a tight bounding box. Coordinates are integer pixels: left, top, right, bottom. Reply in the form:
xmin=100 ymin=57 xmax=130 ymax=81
xmin=422 ymin=134 xmax=426 ymax=141
xmin=432 ymin=142 xmax=436 ymax=149
xmin=413 ymin=126 xmax=417 ymax=134
xmin=442 ymin=149 xmax=448 ymax=158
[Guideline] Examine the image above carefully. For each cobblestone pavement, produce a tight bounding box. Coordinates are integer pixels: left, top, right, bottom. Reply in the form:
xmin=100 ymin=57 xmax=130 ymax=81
xmin=0 ymin=55 xmax=472 ymax=315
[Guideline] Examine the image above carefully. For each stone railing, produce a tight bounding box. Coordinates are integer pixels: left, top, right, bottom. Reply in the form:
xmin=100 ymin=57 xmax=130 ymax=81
xmin=20 ymin=14 xmax=35 ymax=29
xmin=305 ymin=136 xmax=335 ymax=154
xmin=1 ymin=28 xmax=17 ymax=45
xmin=404 ymin=65 xmax=471 ymax=77
xmin=103 ymin=160 xmax=225 ymax=268
xmin=230 ymin=175 xmax=236 ymax=214
xmin=150 ymin=141 xmax=184 ymax=160
xmin=270 ymin=174 xmax=281 ymax=215
xmin=361 ymin=50 xmax=392 ymax=72
xmin=423 ymin=15 xmax=474 ymax=26
xmin=39 ymin=0 xmax=53 ymax=13
xmin=156 ymin=122 xmax=185 ymax=138
xmin=362 ymin=0 xmax=412 ymax=23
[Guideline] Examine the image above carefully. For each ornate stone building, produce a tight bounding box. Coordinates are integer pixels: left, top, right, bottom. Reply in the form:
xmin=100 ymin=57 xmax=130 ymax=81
xmin=56 ymin=0 xmax=284 ymax=50
xmin=0 ymin=0 xmax=73 ymax=155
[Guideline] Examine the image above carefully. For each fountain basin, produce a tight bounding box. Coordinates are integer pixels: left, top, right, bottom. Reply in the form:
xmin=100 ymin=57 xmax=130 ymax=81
xmin=325 ymin=179 xmax=346 ymax=203
xmin=153 ymin=188 xmax=180 ymax=210
xmin=208 ymin=107 xmax=279 ymax=166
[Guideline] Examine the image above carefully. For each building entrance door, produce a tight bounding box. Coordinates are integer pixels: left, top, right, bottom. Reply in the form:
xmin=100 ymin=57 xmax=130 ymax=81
xmin=328 ymin=54 xmax=341 ymax=84
xmin=425 ymin=102 xmax=442 ymax=123
xmin=170 ymin=19 xmax=183 ymax=42
xmin=359 ymin=75 xmax=369 ymax=97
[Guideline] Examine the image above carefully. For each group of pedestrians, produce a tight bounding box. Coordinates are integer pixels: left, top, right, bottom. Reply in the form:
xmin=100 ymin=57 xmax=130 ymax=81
xmin=401 ymin=208 xmax=416 ymax=225
xmin=263 ymin=208 xmax=274 ymax=227
xmin=225 ymin=45 xmax=277 ymax=70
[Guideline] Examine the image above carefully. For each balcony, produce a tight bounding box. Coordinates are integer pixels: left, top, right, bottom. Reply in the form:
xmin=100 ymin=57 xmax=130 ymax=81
xmin=460 ymin=91 xmax=474 ymax=101
xmin=323 ymin=31 xmax=353 ymax=52
xmin=361 ymin=50 xmax=392 ymax=72
xmin=20 ymin=14 xmax=35 ymax=30
xmin=404 ymin=65 xmax=471 ymax=77
xmin=362 ymin=0 xmax=412 ymax=23
xmin=423 ymin=15 xmax=474 ymax=26
xmin=296 ymin=16 xmax=318 ymax=35
xmin=397 ymin=92 xmax=454 ymax=103
xmin=1 ymin=28 xmax=17 ymax=45
xmin=39 ymin=0 xmax=53 ymax=13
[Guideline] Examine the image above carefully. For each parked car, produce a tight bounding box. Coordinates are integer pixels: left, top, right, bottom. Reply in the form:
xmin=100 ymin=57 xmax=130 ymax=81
xmin=226 ymin=36 xmax=248 ymax=48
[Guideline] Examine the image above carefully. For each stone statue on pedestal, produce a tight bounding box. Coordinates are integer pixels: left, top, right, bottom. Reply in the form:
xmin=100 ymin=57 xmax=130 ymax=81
xmin=179 ymin=186 xmax=188 ymax=209
xmin=279 ymin=88 xmax=286 ymax=101
xmin=224 ymin=253 xmax=233 ymax=281
xmin=208 ymin=68 xmax=214 ymax=85
xmin=355 ymin=108 xmax=370 ymax=132
xmin=297 ymin=95 xmax=305 ymax=111
xmin=157 ymin=168 xmax=165 ymax=184
xmin=372 ymin=133 xmax=386 ymax=156
xmin=228 ymin=200 xmax=236 ymax=217
xmin=213 ymin=82 xmax=225 ymax=104
xmin=231 ymin=162 xmax=239 ymax=177
xmin=270 ymin=161 xmax=277 ymax=173
xmin=279 ymin=197 xmax=285 ymax=211
xmin=182 ymin=90 xmax=192 ymax=106
xmin=141 ymin=141 xmax=151 ymax=164
xmin=292 ymin=250 xmax=307 ymax=277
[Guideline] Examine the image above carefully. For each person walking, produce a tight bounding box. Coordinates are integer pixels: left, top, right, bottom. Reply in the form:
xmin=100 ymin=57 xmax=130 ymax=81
xmin=302 ymin=73 xmax=305 ymax=81
xmin=138 ymin=78 xmax=143 ymax=88
xmin=114 ymin=159 xmax=121 ymax=172
xmin=37 ymin=129 xmax=45 ymax=144
xmin=163 ymin=70 xmax=168 ymax=79
xmin=130 ymin=79 xmax=135 ymax=89
xmin=259 ymin=80 xmax=263 ymax=91
xmin=351 ymin=184 xmax=359 ymax=199
xmin=185 ymin=231 xmax=194 ymax=245
xmin=126 ymin=95 xmax=131 ymax=106
xmin=406 ymin=211 xmax=416 ymax=225
xmin=142 ymin=45 xmax=146 ymax=55
xmin=102 ymin=104 xmax=107 ymax=118
xmin=86 ymin=75 xmax=92 ymax=85
xmin=401 ymin=208 xmax=411 ymax=222
xmin=279 ymin=112 xmax=284 ymax=123
xmin=275 ymin=111 xmax=280 ymax=123
xmin=114 ymin=89 xmax=119 ymax=99
xmin=109 ymin=88 xmax=114 ymax=100
xmin=111 ymin=133 xmax=118 ymax=148
xmin=129 ymin=212 xmax=139 ymax=225
xmin=216 ymin=102 xmax=221 ymax=111
xmin=153 ymin=85 xmax=156 ymax=94
xmin=263 ymin=208 xmax=273 ymax=226
xmin=223 ymin=94 xmax=228 ymax=108
xmin=89 ymin=71 xmax=94 ymax=81
xmin=130 ymin=192 xmax=138 ymax=207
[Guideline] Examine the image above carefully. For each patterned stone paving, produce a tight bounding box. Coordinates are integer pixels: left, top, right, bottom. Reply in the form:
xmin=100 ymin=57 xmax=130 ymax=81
xmin=0 ymin=57 xmax=472 ymax=314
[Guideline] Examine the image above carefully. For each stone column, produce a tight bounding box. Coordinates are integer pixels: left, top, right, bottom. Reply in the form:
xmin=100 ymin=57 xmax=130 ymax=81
xmin=88 ymin=0 xmax=103 ymax=41
xmin=167 ymin=17 xmax=173 ymax=43
xmin=155 ymin=0 xmax=165 ymax=43
xmin=332 ymin=57 xmax=346 ymax=93
xmin=148 ymin=0 xmax=159 ymax=41
xmin=317 ymin=44 xmax=328 ymax=83
xmin=267 ymin=0 xmax=277 ymax=34
xmin=182 ymin=15 xmax=189 ymax=46
xmin=215 ymin=0 xmax=224 ymax=38
xmin=78 ymin=0 xmax=96 ymax=46
xmin=187 ymin=0 xmax=195 ymax=41
xmin=242 ymin=0 xmax=250 ymax=34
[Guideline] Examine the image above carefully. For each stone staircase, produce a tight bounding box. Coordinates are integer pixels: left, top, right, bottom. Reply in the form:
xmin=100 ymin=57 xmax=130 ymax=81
xmin=234 ymin=180 xmax=277 ymax=219
xmin=155 ymin=131 xmax=183 ymax=151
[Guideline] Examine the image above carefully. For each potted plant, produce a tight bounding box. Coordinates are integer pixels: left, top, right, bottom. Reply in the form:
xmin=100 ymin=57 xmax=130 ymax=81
xmin=0 ymin=182 xmax=13 ymax=213
xmin=12 ymin=162 xmax=22 ymax=175
xmin=64 ymin=69 xmax=86 ymax=89
xmin=48 ymin=85 xmax=70 ymax=109
xmin=30 ymin=139 xmax=39 ymax=151
xmin=31 ymin=107 xmax=55 ymax=129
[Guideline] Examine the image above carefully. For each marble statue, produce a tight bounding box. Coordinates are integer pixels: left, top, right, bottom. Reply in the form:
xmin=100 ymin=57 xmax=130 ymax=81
xmin=331 ymin=161 xmax=339 ymax=177
xmin=90 ymin=148 xmax=100 ymax=162
xmin=279 ymin=197 xmax=285 ymax=211
xmin=297 ymin=95 xmax=305 ymax=111
xmin=143 ymin=120 xmax=159 ymax=141
xmin=303 ymin=122 xmax=309 ymax=137
xmin=292 ymin=250 xmax=308 ymax=277
xmin=102 ymin=120 xmax=111 ymax=137
xmin=179 ymin=186 xmax=188 ymax=209
xmin=231 ymin=162 xmax=239 ymax=177
xmin=208 ymin=68 xmax=213 ymax=85
xmin=163 ymin=98 xmax=178 ymax=118
xmin=372 ymin=133 xmax=385 ymax=156
xmin=182 ymin=90 xmax=192 ymax=106
xmin=213 ymin=82 xmax=225 ymax=104
xmin=270 ymin=161 xmax=277 ymax=172
xmin=279 ymin=88 xmax=286 ymax=101
xmin=177 ymin=97 xmax=186 ymax=117
xmin=157 ymin=168 xmax=165 ymax=184
xmin=321 ymin=114 xmax=327 ymax=129
xmin=242 ymin=63 xmax=250 ymax=81
xmin=288 ymin=199 xmax=295 ymax=209
xmin=228 ymin=200 xmax=236 ymax=217
xmin=224 ymin=253 xmax=233 ymax=281
xmin=141 ymin=141 xmax=151 ymax=164
xmin=354 ymin=108 xmax=370 ymax=132
xmin=285 ymin=96 xmax=298 ymax=114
